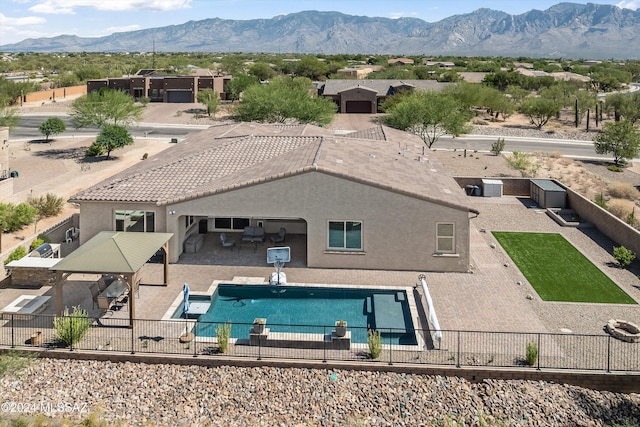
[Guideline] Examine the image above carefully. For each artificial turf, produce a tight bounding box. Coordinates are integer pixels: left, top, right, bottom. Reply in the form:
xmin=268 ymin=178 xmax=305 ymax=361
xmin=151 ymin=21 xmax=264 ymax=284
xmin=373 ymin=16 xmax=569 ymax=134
xmin=492 ymin=232 xmax=636 ymax=304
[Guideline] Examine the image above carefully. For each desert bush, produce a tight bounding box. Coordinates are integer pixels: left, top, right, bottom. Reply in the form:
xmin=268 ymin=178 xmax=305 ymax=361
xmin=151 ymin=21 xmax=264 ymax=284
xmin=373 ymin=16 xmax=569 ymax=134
xmin=85 ymin=142 xmax=105 ymax=157
xmin=613 ymin=246 xmax=636 ymax=268
xmin=594 ymin=193 xmax=608 ymax=209
xmin=558 ymin=157 xmax=573 ymax=166
xmin=490 ymin=138 xmax=505 ymax=155
xmin=548 ymin=151 xmax=563 ymax=158
xmin=0 ymin=351 xmax=36 ymax=377
xmin=4 ymin=246 xmax=26 ymax=265
xmin=0 ymin=202 xmax=38 ymax=232
xmin=526 ymin=341 xmax=538 ymax=366
xmin=607 ymin=182 xmax=640 ymax=201
xmin=37 ymin=233 xmax=51 ymax=243
xmin=608 ymin=199 xmax=634 ymax=220
xmin=506 ymin=151 xmax=539 ymax=177
xmin=608 ymin=165 xmax=625 ymax=173
xmin=368 ymin=329 xmax=382 ymax=359
xmin=53 ymin=306 xmax=92 ymax=347
xmin=29 ymin=238 xmax=44 ymax=251
xmin=216 ymin=321 xmax=232 ymax=353
xmin=27 ymin=193 xmax=64 ymax=217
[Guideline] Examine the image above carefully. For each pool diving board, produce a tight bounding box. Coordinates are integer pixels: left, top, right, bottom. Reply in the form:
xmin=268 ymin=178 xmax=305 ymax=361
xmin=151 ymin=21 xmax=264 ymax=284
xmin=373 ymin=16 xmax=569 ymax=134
xmin=372 ymin=293 xmax=406 ymax=333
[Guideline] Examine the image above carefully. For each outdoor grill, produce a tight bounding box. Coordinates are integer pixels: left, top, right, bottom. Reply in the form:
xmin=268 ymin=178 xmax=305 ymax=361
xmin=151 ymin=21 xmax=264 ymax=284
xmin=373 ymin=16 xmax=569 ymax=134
xmin=29 ymin=243 xmax=54 ymax=258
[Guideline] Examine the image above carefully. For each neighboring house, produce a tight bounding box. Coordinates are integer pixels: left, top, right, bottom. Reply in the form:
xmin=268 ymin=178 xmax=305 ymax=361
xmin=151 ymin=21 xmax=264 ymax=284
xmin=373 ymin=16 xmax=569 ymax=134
xmin=388 ymin=58 xmax=415 ymax=65
xmin=87 ymin=70 xmax=232 ymax=103
xmin=424 ymin=61 xmax=455 ymax=69
xmin=69 ymin=123 xmax=476 ymax=272
xmin=319 ymin=80 xmax=450 ymax=113
xmin=336 ymin=67 xmax=375 ymax=79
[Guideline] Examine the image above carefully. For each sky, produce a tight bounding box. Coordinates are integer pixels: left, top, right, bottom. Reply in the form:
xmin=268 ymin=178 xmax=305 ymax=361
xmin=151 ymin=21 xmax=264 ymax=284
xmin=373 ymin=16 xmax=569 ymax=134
xmin=1 ymin=0 xmax=639 ymax=46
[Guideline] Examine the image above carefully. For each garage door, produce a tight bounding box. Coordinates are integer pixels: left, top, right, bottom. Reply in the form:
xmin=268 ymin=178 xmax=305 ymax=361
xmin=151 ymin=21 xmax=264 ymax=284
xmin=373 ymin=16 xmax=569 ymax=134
xmin=345 ymin=101 xmax=373 ymax=114
xmin=167 ymin=90 xmax=193 ymax=103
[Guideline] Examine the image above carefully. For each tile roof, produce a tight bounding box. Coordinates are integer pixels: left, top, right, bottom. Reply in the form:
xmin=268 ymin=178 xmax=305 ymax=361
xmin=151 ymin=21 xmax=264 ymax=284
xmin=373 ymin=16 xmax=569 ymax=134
xmin=70 ymin=122 xmax=471 ymax=212
xmin=320 ymin=80 xmax=450 ymax=97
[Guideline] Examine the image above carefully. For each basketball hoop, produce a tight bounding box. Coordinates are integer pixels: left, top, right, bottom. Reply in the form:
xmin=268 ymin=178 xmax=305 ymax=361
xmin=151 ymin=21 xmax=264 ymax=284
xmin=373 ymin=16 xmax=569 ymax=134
xmin=267 ymin=247 xmax=290 ymax=285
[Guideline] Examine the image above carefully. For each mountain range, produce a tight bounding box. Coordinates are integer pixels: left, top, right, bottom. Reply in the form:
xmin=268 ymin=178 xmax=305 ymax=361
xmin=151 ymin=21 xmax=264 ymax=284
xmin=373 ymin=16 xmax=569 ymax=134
xmin=1 ymin=2 xmax=640 ymax=59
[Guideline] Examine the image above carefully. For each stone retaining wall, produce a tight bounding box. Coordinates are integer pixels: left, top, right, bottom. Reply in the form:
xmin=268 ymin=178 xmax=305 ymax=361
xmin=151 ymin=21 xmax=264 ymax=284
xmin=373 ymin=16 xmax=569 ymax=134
xmin=15 ymin=348 xmax=640 ymax=394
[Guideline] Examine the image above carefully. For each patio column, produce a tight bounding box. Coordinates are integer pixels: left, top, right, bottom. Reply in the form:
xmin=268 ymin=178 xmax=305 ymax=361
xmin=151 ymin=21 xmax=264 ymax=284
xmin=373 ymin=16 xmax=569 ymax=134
xmin=163 ymin=242 xmax=169 ymax=285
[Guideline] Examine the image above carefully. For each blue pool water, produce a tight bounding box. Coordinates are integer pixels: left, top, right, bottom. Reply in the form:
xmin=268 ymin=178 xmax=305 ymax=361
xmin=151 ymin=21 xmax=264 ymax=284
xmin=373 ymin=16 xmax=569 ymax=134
xmin=175 ymin=284 xmax=417 ymax=345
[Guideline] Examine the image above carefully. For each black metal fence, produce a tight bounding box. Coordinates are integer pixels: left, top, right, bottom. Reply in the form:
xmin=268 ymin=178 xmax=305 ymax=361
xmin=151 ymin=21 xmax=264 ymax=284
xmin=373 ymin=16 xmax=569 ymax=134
xmin=1 ymin=313 xmax=638 ymax=372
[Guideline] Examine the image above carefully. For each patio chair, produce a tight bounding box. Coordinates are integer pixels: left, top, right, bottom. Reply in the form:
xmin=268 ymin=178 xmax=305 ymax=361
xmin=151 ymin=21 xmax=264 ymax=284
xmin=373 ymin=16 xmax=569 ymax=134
xmin=270 ymin=227 xmax=286 ymax=244
xmin=220 ymin=232 xmax=235 ymax=249
xmin=89 ymin=282 xmax=100 ymax=310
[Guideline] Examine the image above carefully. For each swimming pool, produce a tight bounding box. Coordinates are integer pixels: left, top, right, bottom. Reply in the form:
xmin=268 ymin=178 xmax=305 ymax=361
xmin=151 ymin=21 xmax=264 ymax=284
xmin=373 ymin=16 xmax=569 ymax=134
xmin=173 ymin=284 xmax=417 ymax=345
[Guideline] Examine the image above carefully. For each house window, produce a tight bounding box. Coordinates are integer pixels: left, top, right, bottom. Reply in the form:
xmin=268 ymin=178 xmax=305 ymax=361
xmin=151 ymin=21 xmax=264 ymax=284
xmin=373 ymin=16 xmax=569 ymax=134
xmin=185 ymin=215 xmax=194 ymax=228
xmin=213 ymin=217 xmax=250 ymax=230
xmin=328 ymin=221 xmax=362 ymax=250
xmin=436 ymin=223 xmax=455 ymax=253
xmin=115 ymin=210 xmax=155 ymax=232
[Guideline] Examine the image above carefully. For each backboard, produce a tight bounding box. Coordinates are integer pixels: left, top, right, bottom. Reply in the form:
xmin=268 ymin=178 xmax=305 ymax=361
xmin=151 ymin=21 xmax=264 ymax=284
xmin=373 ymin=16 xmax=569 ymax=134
xmin=267 ymin=246 xmax=290 ymax=264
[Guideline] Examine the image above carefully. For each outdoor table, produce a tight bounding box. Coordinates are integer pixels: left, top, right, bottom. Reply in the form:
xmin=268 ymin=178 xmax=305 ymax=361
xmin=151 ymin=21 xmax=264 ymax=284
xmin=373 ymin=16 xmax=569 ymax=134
xmin=97 ymin=280 xmax=128 ymax=309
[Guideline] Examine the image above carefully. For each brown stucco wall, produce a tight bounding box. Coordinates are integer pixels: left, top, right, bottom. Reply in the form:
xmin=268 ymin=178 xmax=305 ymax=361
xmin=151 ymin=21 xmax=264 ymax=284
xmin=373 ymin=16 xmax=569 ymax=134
xmin=163 ymin=172 xmax=470 ymax=272
xmin=23 ymin=85 xmax=86 ymax=103
xmin=454 ymin=176 xmax=640 ymax=255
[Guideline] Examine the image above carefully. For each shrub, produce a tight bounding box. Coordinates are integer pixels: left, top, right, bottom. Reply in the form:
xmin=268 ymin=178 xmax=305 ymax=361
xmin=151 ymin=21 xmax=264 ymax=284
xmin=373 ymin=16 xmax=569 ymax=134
xmin=608 ymin=199 xmax=634 ymax=221
xmin=53 ymin=306 xmax=92 ymax=347
xmin=0 ymin=351 xmax=36 ymax=377
xmin=4 ymin=246 xmax=26 ymax=264
xmin=613 ymin=246 xmax=636 ymax=268
xmin=37 ymin=233 xmax=51 ymax=244
xmin=27 ymin=193 xmax=65 ymax=217
xmin=526 ymin=341 xmax=538 ymax=366
xmin=490 ymin=138 xmax=505 ymax=155
xmin=29 ymin=238 xmax=44 ymax=251
xmin=607 ymin=165 xmax=625 ymax=173
xmin=85 ymin=142 xmax=105 ymax=157
xmin=506 ymin=151 xmax=539 ymax=177
xmin=607 ymin=182 xmax=640 ymax=201
xmin=216 ymin=321 xmax=232 ymax=353
xmin=0 ymin=202 xmax=38 ymax=232
xmin=368 ymin=329 xmax=382 ymax=359
xmin=594 ymin=193 xmax=608 ymax=210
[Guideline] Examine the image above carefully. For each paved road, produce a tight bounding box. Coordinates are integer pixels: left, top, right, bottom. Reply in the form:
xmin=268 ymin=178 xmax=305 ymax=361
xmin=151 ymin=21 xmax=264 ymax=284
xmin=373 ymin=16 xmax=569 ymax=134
xmin=11 ymin=114 xmax=639 ymax=162
xmin=439 ymin=134 xmax=613 ymax=161
xmin=11 ymin=115 xmax=208 ymax=140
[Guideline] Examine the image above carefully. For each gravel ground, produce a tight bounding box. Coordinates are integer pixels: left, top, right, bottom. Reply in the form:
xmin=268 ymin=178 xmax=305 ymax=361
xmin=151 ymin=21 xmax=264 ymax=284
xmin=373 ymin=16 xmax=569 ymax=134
xmin=1 ymin=359 xmax=639 ymax=427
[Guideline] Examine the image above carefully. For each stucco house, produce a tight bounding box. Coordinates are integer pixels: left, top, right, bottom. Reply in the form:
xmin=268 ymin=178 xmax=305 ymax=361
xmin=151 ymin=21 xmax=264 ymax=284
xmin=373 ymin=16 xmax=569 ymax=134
xmin=87 ymin=70 xmax=231 ymax=103
xmin=69 ymin=122 xmax=476 ymax=272
xmin=319 ymin=80 xmax=450 ymax=114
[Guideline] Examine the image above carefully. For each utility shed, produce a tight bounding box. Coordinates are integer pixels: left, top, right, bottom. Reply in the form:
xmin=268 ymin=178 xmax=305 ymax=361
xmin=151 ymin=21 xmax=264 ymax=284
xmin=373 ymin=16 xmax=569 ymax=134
xmin=482 ymin=179 xmax=503 ymax=197
xmin=531 ymin=179 xmax=566 ymax=208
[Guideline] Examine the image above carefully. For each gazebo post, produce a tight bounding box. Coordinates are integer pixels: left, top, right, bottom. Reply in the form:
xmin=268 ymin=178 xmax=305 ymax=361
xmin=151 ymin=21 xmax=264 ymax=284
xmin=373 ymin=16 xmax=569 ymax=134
xmin=55 ymin=270 xmax=64 ymax=316
xmin=163 ymin=242 xmax=169 ymax=285
xmin=126 ymin=272 xmax=135 ymax=328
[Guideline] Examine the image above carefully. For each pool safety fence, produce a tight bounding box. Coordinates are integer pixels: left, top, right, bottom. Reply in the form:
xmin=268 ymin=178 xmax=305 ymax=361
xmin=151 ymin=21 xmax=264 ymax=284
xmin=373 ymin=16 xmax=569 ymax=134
xmin=1 ymin=313 xmax=638 ymax=373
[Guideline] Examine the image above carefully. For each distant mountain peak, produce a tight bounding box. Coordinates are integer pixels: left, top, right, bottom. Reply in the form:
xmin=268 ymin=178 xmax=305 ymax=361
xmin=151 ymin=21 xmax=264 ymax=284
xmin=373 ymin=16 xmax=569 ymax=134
xmin=1 ymin=3 xmax=639 ymax=59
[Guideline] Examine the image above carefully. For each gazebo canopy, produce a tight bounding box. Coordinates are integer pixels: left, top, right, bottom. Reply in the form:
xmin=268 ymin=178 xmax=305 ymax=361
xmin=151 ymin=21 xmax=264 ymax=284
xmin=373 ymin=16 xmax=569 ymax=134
xmin=52 ymin=231 xmax=173 ymax=326
xmin=52 ymin=231 xmax=173 ymax=274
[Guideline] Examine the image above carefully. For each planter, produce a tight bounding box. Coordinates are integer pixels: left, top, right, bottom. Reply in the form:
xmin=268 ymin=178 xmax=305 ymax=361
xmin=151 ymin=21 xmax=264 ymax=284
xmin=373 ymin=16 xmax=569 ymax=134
xmin=252 ymin=318 xmax=266 ymax=334
xmin=31 ymin=331 xmax=43 ymax=345
xmin=335 ymin=321 xmax=347 ymax=337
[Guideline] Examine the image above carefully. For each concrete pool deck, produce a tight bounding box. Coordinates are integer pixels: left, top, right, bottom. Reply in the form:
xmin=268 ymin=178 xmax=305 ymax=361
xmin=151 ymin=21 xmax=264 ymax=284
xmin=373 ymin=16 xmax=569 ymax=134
xmin=1 ymin=196 xmax=639 ymax=339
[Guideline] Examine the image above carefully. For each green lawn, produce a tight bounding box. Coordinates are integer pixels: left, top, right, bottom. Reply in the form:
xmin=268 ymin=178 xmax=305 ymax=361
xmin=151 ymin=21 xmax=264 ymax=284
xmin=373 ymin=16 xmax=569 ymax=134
xmin=492 ymin=232 xmax=636 ymax=304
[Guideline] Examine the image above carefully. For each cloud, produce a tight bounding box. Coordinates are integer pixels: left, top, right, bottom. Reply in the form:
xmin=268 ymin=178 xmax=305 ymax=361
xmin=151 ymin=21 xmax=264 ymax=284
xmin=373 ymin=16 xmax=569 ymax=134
xmin=0 ymin=12 xmax=47 ymax=25
xmin=389 ymin=11 xmax=418 ymax=19
xmin=103 ymin=24 xmax=141 ymax=35
xmin=28 ymin=0 xmax=192 ymax=14
xmin=616 ymin=1 xmax=640 ymax=9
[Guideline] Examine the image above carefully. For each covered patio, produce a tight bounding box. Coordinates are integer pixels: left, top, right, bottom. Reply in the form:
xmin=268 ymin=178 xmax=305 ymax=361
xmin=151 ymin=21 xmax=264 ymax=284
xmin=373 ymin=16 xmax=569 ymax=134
xmin=51 ymin=232 xmax=173 ymax=326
